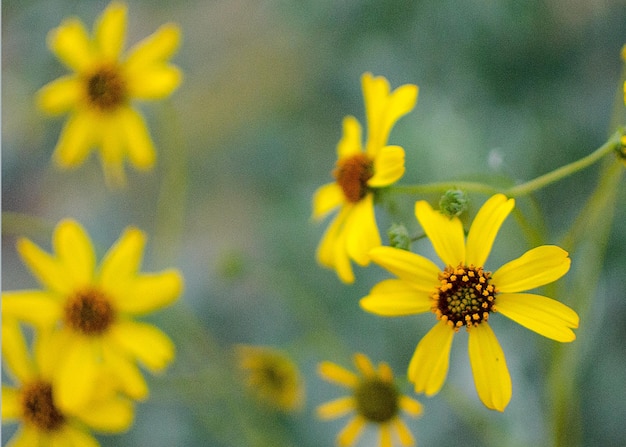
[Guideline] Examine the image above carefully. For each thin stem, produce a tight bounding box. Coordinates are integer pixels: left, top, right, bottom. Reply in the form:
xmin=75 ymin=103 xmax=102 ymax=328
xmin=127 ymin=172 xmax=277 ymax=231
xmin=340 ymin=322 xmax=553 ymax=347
xmin=389 ymin=181 xmax=499 ymax=196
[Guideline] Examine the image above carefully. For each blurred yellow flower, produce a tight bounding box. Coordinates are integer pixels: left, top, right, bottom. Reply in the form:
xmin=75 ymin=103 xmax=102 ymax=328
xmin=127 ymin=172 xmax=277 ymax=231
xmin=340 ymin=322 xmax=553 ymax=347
xmin=235 ymin=345 xmax=305 ymax=411
xmin=317 ymin=353 xmax=422 ymax=447
xmin=360 ymin=194 xmax=579 ymax=411
xmin=2 ymin=219 xmax=183 ymax=412
xmin=313 ymin=73 xmax=418 ymax=283
xmin=1 ymin=320 xmax=134 ymax=447
xmin=36 ymin=1 xmax=182 ymax=186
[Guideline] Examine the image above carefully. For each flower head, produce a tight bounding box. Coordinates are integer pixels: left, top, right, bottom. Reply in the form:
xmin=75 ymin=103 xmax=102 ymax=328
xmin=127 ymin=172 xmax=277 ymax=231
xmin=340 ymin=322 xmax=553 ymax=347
xmin=313 ymin=73 xmax=418 ymax=283
xmin=317 ymin=353 xmax=422 ymax=447
xmin=2 ymin=219 xmax=183 ymax=412
xmin=360 ymin=194 xmax=579 ymax=411
xmin=235 ymin=345 xmax=305 ymax=412
xmin=1 ymin=320 xmax=134 ymax=446
xmin=36 ymin=1 xmax=182 ymax=186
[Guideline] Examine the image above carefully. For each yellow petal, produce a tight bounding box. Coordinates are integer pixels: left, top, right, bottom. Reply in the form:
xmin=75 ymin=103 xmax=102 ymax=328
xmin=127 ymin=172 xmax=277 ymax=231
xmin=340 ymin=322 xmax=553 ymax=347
xmin=53 ymin=112 xmax=97 ymax=168
xmin=36 ymin=76 xmax=82 ymax=115
xmin=108 ymin=321 xmax=175 ymax=372
xmin=369 ymin=246 xmax=440 ymax=291
xmin=368 ymin=145 xmax=405 ymax=187
xmin=54 ymin=336 xmax=100 ymax=412
xmin=360 ymin=279 xmax=432 ymax=316
xmin=2 ymin=291 xmax=61 ymax=327
xmin=48 ymin=18 xmax=94 ymax=72
xmin=94 ymin=1 xmax=127 ymax=60
xmin=377 ymin=362 xmax=394 ymax=382
xmin=399 ymin=395 xmax=423 ymax=417
xmin=408 ymin=320 xmax=454 ymax=396
xmin=125 ymin=23 xmax=181 ymax=69
xmin=345 ymin=195 xmax=381 ymax=266
xmin=312 ymin=183 xmax=344 ymax=220
xmin=337 ymin=415 xmax=366 ymax=447
xmin=78 ymin=396 xmax=134 ymax=432
xmin=318 ymin=361 xmax=359 ymax=388
xmin=16 ymin=238 xmax=72 ymax=295
xmin=337 ymin=116 xmax=363 ymax=159
xmin=1 ymin=320 xmax=35 ymax=383
xmin=465 ymin=194 xmax=515 ymax=267
xmin=57 ymin=425 xmax=100 ymax=447
xmin=126 ymin=65 xmax=182 ymax=100
xmin=118 ymin=107 xmax=156 ymax=169
xmin=393 ymin=417 xmax=416 ymax=446
xmin=1 ymin=386 xmax=22 ymax=420
xmin=9 ymin=426 xmax=40 ymax=447
xmin=99 ymin=226 xmax=146 ymax=284
xmin=98 ymin=115 xmax=126 ymax=185
xmin=496 ymin=293 xmax=579 ymax=342
xmin=468 ymin=323 xmax=512 ymax=412
xmin=316 ymin=396 xmax=355 ymax=420
xmin=415 ymin=200 xmax=465 ymax=267
xmin=353 ymin=353 xmax=375 ymax=377
xmin=54 ymin=219 xmax=95 ymax=288
xmin=112 ymin=270 xmax=182 ymax=314
xmin=101 ymin=345 xmax=149 ymax=401
xmin=380 ymin=424 xmax=393 ymax=447
xmin=492 ymin=245 xmax=571 ymax=293
xmin=316 ymin=208 xmax=355 ymax=284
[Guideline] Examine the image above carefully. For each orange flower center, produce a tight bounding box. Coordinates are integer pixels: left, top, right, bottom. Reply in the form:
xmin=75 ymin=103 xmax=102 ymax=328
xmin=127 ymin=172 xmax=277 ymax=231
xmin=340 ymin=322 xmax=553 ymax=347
xmin=333 ymin=154 xmax=374 ymax=203
xmin=21 ymin=381 xmax=65 ymax=432
xmin=64 ymin=288 xmax=116 ymax=335
xmin=433 ymin=264 xmax=496 ymax=331
xmin=354 ymin=378 xmax=399 ymax=423
xmin=85 ymin=65 xmax=127 ymax=111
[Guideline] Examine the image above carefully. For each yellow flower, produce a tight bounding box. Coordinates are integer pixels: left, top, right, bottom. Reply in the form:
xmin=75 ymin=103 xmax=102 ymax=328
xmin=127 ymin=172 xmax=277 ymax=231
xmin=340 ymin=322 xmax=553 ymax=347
xmin=317 ymin=353 xmax=422 ymax=447
xmin=2 ymin=219 xmax=183 ymax=412
xmin=235 ymin=345 xmax=305 ymax=411
xmin=313 ymin=73 xmax=418 ymax=283
xmin=360 ymin=194 xmax=579 ymax=411
xmin=36 ymin=1 xmax=182 ymax=186
xmin=2 ymin=320 xmax=134 ymax=447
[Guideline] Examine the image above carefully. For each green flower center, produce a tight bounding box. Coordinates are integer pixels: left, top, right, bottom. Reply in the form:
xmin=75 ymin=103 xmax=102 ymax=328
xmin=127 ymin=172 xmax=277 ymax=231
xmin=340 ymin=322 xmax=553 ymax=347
xmin=433 ymin=264 xmax=496 ymax=330
xmin=85 ymin=65 xmax=127 ymax=111
xmin=334 ymin=153 xmax=374 ymax=203
xmin=64 ymin=288 xmax=116 ymax=335
xmin=354 ymin=378 xmax=399 ymax=423
xmin=21 ymin=381 xmax=65 ymax=432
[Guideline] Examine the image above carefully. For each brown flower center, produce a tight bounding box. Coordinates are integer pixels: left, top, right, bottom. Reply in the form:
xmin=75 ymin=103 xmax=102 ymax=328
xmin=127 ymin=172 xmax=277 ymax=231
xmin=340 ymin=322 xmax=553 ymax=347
xmin=333 ymin=153 xmax=374 ymax=203
xmin=354 ymin=378 xmax=399 ymax=423
xmin=85 ymin=65 xmax=127 ymax=111
xmin=21 ymin=381 xmax=65 ymax=432
xmin=433 ymin=264 xmax=496 ymax=330
xmin=64 ymin=288 xmax=116 ymax=335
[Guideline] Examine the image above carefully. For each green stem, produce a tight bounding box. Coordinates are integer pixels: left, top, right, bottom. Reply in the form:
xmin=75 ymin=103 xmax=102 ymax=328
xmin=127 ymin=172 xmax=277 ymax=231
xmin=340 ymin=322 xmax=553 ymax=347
xmin=389 ymin=181 xmax=499 ymax=196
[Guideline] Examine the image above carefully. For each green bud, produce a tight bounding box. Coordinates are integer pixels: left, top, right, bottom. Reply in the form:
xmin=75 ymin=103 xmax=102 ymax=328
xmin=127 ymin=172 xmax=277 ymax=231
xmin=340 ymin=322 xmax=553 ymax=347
xmin=387 ymin=223 xmax=411 ymax=251
xmin=439 ymin=189 xmax=469 ymax=218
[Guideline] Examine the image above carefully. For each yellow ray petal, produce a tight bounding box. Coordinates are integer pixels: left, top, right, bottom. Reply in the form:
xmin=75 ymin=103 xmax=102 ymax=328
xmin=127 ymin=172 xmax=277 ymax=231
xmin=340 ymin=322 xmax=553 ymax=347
xmin=53 ymin=112 xmax=97 ymax=168
xmin=316 ymin=396 xmax=355 ymax=420
xmin=101 ymin=344 xmax=149 ymax=401
xmin=312 ymin=182 xmax=344 ymax=220
xmin=318 ymin=361 xmax=359 ymax=388
xmin=394 ymin=417 xmax=416 ymax=446
xmin=54 ymin=219 xmax=95 ymax=288
xmin=492 ymin=245 xmax=571 ymax=293
xmin=126 ymin=65 xmax=182 ymax=100
xmin=399 ymin=395 xmax=423 ymax=417
xmin=496 ymin=293 xmax=579 ymax=342
xmin=48 ymin=18 xmax=94 ymax=72
xmin=353 ymin=352 xmax=375 ymax=377
xmin=98 ymin=115 xmax=126 ymax=185
xmin=337 ymin=116 xmax=363 ymax=159
xmin=1 ymin=386 xmax=21 ymax=420
xmin=78 ymin=396 xmax=134 ymax=432
xmin=408 ymin=320 xmax=454 ymax=396
xmin=57 ymin=425 xmax=100 ymax=447
xmin=108 ymin=321 xmax=175 ymax=372
xmin=337 ymin=415 xmax=366 ymax=447
xmin=94 ymin=1 xmax=127 ymax=60
xmin=54 ymin=336 xmax=100 ymax=412
xmin=16 ymin=238 xmax=72 ymax=295
xmin=369 ymin=246 xmax=440 ymax=291
xmin=380 ymin=423 xmax=393 ymax=447
xmin=1 ymin=320 xmax=35 ymax=383
xmin=468 ymin=323 xmax=511 ymax=412
xmin=2 ymin=291 xmax=61 ymax=327
xmin=415 ymin=200 xmax=465 ymax=267
xmin=360 ymin=279 xmax=432 ymax=316
xmin=118 ymin=107 xmax=156 ymax=169
xmin=368 ymin=145 xmax=405 ymax=187
xmin=465 ymin=194 xmax=515 ymax=267
xmin=345 ymin=195 xmax=381 ymax=266
xmin=99 ymin=226 xmax=146 ymax=283
xmin=10 ymin=426 xmax=40 ymax=447
xmin=125 ymin=23 xmax=181 ymax=69
xmin=36 ymin=75 xmax=82 ymax=115
xmin=378 ymin=361 xmax=394 ymax=383
xmin=112 ymin=270 xmax=182 ymax=314
xmin=316 ymin=209 xmax=355 ymax=284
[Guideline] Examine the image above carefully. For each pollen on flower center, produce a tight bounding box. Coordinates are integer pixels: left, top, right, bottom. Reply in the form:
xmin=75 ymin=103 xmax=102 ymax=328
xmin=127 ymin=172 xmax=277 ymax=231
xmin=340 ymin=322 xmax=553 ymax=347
xmin=21 ymin=381 xmax=65 ymax=432
xmin=64 ymin=288 xmax=116 ymax=335
xmin=85 ymin=65 xmax=127 ymax=111
xmin=354 ymin=378 xmax=399 ymax=423
xmin=333 ymin=154 xmax=374 ymax=203
xmin=433 ymin=264 xmax=496 ymax=331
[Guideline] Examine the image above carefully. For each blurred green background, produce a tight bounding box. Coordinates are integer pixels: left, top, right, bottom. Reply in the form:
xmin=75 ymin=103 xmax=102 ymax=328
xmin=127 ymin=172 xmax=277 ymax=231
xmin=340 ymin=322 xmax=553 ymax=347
xmin=3 ymin=0 xmax=626 ymax=446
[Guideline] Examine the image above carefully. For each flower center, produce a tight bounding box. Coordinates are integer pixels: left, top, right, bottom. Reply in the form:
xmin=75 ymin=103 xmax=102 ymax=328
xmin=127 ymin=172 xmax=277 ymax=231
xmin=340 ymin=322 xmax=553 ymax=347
xmin=21 ymin=381 xmax=65 ymax=432
xmin=64 ymin=288 xmax=116 ymax=335
xmin=433 ymin=264 xmax=496 ymax=331
xmin=85 ymin=65 xmax=127 ymax=111
xmin=333 ymin=154 xmax=374 ymax=203
xmin=354 ymin=378 xmax=399 ymax=423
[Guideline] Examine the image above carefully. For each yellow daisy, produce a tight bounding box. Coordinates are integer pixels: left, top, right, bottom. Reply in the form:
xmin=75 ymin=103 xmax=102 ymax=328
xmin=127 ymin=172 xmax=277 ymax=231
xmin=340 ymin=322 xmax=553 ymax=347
xmin=2 ymin=219 xmax=183 ymax=412
xmin=317 ymin=353 xmax=422 ymax=447
xmin=2 ymin=320 xmax=134 ymax=447
xmin=235 ymin=345 xmax=305 ymax=411
xmin=36 ymin=1 xmax=182 ymax=186
xmin=312 ymin=73 xmax=418 ymax=283
xmin=360 ymin=194 xmax=579 ymax=411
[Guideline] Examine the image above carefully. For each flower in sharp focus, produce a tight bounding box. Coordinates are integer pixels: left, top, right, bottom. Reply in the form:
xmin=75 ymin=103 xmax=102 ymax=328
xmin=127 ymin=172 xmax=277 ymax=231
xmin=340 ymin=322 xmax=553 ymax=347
xmin=36 ymin=1 xmax=182 ymax=186
xmin=235 ymin=345 xmax=305 ymax=412
xmin=1 ymin=320 xmax=134 ymax=447
xmin=312 ymin=73 xmax=418 ymax=283
xmin=317 ymin=353 xmax=422 ymax=447
xmin=360 ymin=194 xmax=579 ymax=411
xmin=2 ymin=219 xmax=183 ymax=412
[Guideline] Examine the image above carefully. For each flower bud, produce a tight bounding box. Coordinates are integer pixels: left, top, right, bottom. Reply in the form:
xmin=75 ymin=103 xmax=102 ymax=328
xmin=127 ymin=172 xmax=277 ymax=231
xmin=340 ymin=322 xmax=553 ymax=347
xmin=387 ymin=223 xmax=411 ymax=251
xmin=439 ymin=189 xmax=469 ymax=218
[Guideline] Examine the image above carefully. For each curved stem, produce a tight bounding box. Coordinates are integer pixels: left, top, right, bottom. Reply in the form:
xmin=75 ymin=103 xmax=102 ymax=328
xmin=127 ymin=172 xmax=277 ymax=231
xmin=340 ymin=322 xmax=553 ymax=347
xmin=389 ymin=181 xmax=499 ymax=196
